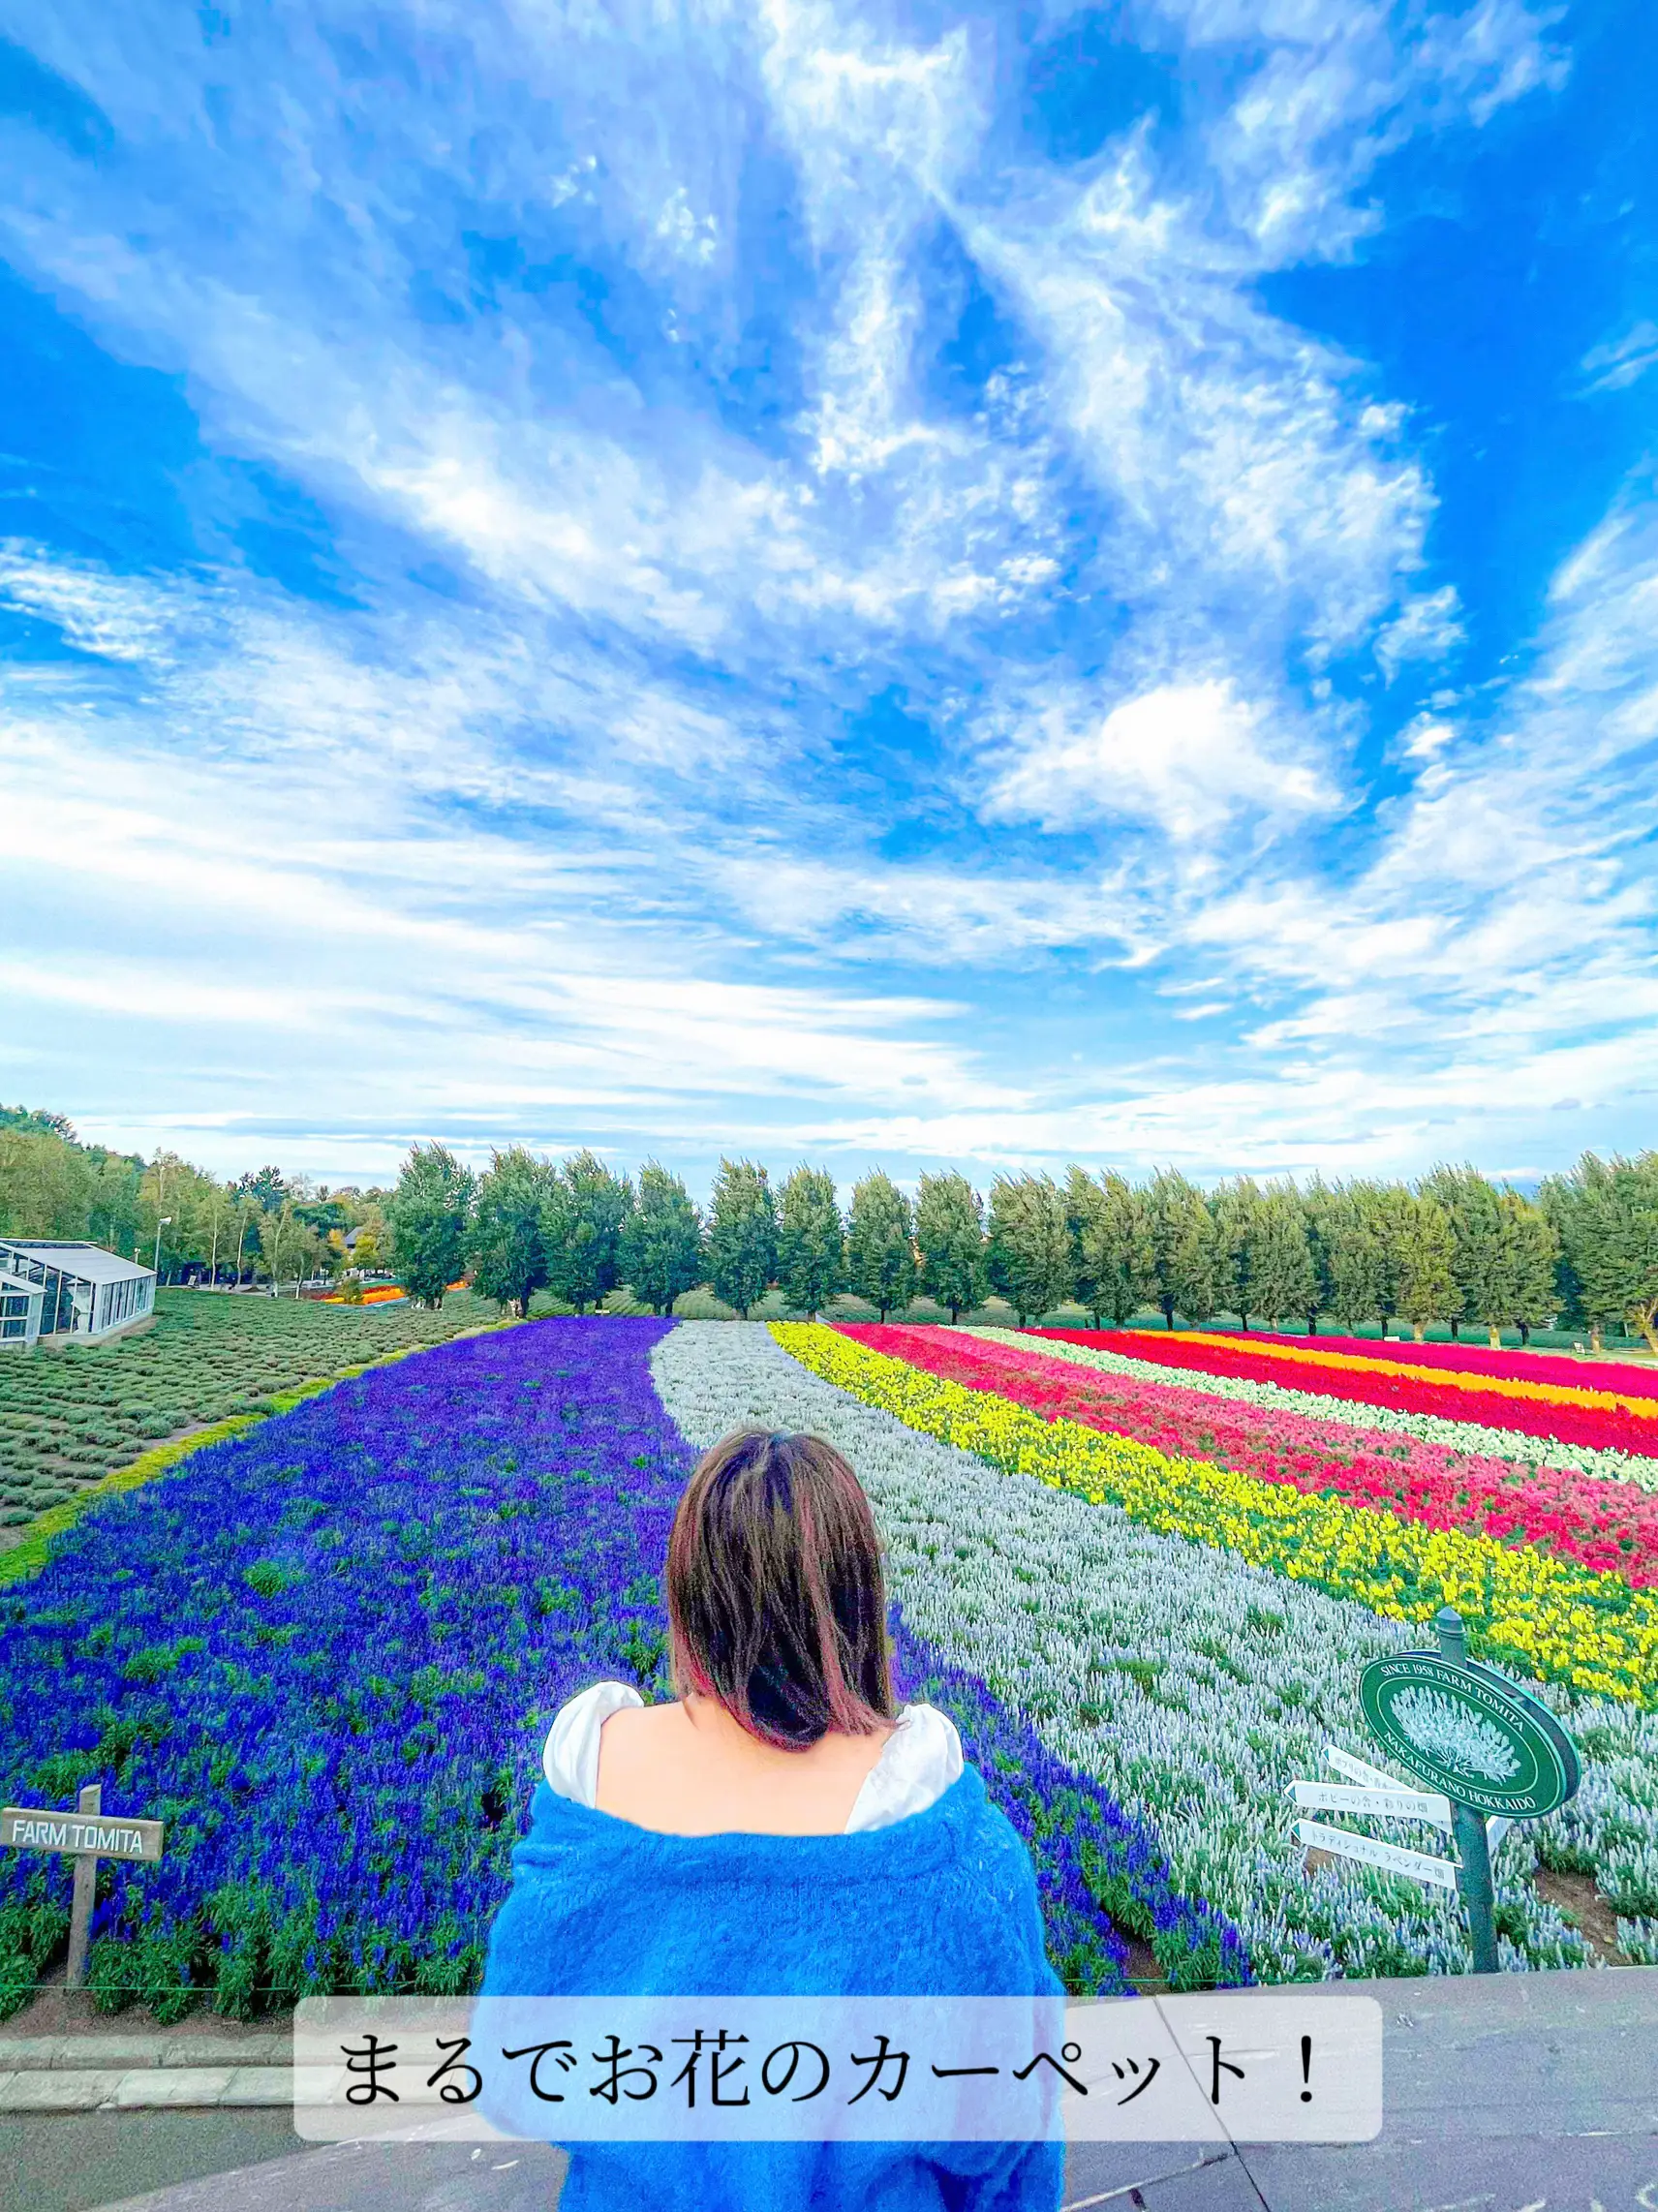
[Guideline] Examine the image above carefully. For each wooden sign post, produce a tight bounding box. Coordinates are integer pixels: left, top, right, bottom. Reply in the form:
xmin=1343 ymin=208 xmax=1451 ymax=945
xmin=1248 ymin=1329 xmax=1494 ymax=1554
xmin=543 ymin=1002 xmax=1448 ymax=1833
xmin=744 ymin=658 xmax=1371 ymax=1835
xmin=2 ymin=1786 xmax=165 ymax=1988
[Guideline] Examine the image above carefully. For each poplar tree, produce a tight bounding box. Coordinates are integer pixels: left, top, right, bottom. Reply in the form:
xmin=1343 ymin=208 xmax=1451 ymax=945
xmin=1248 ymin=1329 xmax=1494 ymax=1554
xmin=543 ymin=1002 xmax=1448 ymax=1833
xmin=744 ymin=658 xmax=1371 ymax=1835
xmin=778 ymin=1166 xmax=845 ymax=1317
xmin=1491 ymin=1191 xmax=1560 ymax=1344
xmin=1082 ymin=1169 xmax=1156 ymax=1326
xmin=987 ymin=1172 xmax=1073 ymax=1326
xmin=1393 ymin=1193 xmax=1458 ymax=1340
xmin=468 ymin=1147 xmax=554 ymax=1316
xmin=1211 ymin=1178 xmax=1265 ymax=1328
xmin=388 ymin=1142 xmax=476 ymax=1306
xmin=1244 ymin=1181 xmax=1317 ymax=1331
xmin=915 ymin=1171 xmax=986 ymax=1322
xmin=1300 ymin=1176 xmax=1339 ymax=1335
xmin=1326 ymin=1184 xmax=1390 ymax=1334
xmin=620 ymin=1163 xmax=704 ymax=1315
xmin=1421 ymin=1164 xmax=1503 ymax=1339
xmin=541 ymin=1150 xmax=634 ymax=1312
xmin=1565 ymin=1152 xmax=1658 ymax=1353
xmin=1146 ymin=1168 xmax=1217 ymax=1329
xmin=706 ymin=1158 xmax=777 ymax=1319
xmin=1068 ymin=1166 xmax=1155 ymax=1327
xmin=847 ymin=1171 xmax=914 ymax=1321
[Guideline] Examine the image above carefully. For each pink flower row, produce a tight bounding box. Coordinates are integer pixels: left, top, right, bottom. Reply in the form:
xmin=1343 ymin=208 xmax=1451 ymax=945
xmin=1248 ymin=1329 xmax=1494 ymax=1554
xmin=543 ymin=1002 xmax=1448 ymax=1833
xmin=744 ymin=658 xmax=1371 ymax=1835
xmin=1214 ymin=1327 xmax=1658 ymax=1396
xmin=839 ymin=1325 xmax=1658 ymax=1588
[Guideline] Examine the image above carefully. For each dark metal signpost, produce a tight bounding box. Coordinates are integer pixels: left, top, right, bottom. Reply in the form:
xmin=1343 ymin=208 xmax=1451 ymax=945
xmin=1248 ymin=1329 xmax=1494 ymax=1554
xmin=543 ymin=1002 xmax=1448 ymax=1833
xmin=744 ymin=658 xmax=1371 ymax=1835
xmin=1294 ymin=1607 xmax=1581 ymax=1974
xmin=2 ymin=1786 xmax=165 ymax=1987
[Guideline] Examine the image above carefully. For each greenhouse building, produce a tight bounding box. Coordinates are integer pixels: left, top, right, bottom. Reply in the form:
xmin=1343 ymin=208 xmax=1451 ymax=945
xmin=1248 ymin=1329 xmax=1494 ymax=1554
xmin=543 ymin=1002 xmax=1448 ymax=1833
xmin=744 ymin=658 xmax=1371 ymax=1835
xmin=0 ymin=1240 xmax=156 ymax=1348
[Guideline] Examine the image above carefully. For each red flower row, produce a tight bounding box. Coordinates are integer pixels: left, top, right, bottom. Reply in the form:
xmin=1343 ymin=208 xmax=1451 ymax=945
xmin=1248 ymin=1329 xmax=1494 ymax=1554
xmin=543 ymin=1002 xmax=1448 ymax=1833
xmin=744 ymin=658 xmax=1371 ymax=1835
xmin=1194 ymin=1326 xmax=1658 ymax=1396
xmin=1029 ymin=1328 xmax=1651 ymax=1457
xmin=838 ymin=1325 xmax=1658 ymax=1587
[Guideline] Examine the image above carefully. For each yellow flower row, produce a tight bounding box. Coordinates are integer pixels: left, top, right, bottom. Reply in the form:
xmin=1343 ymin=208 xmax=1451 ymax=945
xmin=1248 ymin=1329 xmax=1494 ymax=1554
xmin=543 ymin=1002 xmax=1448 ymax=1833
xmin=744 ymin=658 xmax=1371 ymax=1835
xmin=772 ymin=1323 xmax=1658 ymax=1707
xmin=1150 ymin=1328 xmax=1658 ymax=1422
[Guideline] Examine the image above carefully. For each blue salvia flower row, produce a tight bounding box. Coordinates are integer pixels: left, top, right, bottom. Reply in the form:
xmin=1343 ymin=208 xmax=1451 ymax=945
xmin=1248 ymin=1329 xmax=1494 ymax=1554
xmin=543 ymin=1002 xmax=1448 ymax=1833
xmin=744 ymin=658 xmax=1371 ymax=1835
xmin=0 ymin=1318 xmax=1232 ymax=2014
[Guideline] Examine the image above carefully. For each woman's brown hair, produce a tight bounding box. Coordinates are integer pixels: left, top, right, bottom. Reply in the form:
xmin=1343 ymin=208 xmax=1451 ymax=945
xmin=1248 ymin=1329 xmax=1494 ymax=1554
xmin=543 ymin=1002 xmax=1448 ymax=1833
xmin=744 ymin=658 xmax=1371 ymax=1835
xmin=665 ymin=1428 xmax=896 ymax=1750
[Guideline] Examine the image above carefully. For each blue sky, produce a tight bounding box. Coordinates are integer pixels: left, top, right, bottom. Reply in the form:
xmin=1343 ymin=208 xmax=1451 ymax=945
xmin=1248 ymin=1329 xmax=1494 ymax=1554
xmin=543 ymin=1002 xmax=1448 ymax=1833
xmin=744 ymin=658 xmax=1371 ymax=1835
xmin=1 ymin=0 xmax=1654 ymax=1197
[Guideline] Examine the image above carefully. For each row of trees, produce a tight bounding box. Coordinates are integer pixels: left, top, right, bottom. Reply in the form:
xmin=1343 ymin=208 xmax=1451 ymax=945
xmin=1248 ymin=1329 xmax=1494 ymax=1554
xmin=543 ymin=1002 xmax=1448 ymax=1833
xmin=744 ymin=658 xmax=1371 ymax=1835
xmin=6 ymin=1106 xmax=1654 ymax=1347
xmin=0 ymin=1109 xmax=390 ymax=1288
xmin=387 ymin=1145 xmax=1658 ymax=1350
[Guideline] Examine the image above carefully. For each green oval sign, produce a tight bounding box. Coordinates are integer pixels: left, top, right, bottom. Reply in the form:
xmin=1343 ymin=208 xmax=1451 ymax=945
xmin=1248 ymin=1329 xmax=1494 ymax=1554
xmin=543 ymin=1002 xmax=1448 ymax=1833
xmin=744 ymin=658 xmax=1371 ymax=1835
xmin=1359 ymin=1652 xmax=1581 ymax=1817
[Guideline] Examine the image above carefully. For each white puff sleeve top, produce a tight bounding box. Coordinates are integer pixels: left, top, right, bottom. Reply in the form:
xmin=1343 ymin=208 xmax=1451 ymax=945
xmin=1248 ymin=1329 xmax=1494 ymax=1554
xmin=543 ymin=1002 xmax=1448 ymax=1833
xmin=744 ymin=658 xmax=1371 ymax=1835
xmin=542 ymin=1681 xmax=964 ymax=1834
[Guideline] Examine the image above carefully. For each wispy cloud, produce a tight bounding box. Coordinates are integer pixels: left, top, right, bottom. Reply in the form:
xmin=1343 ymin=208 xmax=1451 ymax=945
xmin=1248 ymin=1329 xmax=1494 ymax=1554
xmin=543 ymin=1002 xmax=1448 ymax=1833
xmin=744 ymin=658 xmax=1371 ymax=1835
xmin=0 ymin=0 xmax=1645 ymax=1188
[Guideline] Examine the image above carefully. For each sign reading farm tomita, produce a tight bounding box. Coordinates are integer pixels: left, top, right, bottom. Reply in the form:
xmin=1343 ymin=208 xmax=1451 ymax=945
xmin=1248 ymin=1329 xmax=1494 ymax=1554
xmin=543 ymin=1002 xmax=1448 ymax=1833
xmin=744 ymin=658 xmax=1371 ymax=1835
xmin=1358 ymin=1653 xmax=1580 ymax=1819
xmin=1 ymin=1807 xmax=164 ymax=1861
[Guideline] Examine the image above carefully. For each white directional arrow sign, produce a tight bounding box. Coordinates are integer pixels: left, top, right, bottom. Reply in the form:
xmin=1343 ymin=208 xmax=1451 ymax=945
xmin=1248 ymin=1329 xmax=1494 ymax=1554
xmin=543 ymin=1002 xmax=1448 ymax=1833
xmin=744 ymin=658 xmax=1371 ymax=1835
xmin=1287 ymin=1780 xmax=1452 ymax=1828
xmin=1294 ymin=1818 xmax=1460 ymax=1890
xmin=1326 ymin=1747 xmax=1406 ymax=1790
xmin=1293 ymin=1748 xmax=1515 ymax=1875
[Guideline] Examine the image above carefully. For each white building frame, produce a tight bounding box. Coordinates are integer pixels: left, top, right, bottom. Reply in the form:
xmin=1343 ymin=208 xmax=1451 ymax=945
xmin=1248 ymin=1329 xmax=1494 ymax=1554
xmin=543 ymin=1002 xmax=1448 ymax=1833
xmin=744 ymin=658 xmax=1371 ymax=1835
xmin=0 ymin=1240 xmax=157 ymax=1348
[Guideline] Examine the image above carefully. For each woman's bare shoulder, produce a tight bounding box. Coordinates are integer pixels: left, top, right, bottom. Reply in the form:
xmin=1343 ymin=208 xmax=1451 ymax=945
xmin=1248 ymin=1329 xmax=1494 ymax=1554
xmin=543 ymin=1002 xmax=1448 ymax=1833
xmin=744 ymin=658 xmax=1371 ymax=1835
xmin=599 ymin=1699 xmax=688 ymax=1749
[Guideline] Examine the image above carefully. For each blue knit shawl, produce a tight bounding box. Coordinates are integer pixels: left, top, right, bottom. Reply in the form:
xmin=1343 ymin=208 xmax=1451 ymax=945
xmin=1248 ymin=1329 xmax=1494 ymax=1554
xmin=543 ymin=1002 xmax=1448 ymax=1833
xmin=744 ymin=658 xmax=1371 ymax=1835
xmin=479 ymin=1763 xmax=1065 ymax=2211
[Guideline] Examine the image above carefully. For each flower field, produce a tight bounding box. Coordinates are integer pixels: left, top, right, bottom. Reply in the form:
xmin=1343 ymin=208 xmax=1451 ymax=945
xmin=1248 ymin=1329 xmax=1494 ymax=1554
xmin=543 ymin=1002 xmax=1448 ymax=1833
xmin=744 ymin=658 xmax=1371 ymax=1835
xmin=1030 ymin=1327 xmax=1658 ymax=1459
xmin=0 ymin=1287 xmax=506 ymax=1534
xmin=5 ymin=1313 xmax=1658 ymax=2016
xmin=1 ymin=1320 xmax=1209 ymax=2015
xmin=840 ymin=1326 xmax=1658 ymax=1586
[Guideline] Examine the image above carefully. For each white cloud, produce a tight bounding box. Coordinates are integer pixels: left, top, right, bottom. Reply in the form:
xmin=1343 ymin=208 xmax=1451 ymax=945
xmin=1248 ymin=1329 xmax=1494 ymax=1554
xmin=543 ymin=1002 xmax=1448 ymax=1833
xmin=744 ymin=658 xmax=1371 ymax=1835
xmin=655 ymin=184 xmax=719 ymax=264
xmin=1581 ymin=322 xmax=1658 ymax=395
xmin=1374 ymin=584 xmax=1463 ymax=679
xmin=982 ymin=679 xmax=1337 ymax=842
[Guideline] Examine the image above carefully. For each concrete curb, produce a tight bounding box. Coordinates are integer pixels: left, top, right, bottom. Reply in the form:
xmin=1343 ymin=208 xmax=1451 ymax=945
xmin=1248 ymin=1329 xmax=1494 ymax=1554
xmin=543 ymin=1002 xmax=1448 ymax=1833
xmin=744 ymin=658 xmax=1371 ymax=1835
xmin=0 ymin=2068 xmax=294 ymax=2112
xmin=0 ymin=2038 xmax=294 ymax=2109
xmin=0 ymin=2039 xmax=291 ymax=2071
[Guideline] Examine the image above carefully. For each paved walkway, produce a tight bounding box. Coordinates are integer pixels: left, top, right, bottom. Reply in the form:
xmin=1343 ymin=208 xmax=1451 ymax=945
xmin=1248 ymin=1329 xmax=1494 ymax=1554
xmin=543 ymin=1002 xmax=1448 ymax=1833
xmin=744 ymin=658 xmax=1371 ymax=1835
xmin=2 ymin=1969 xmax=1654 ymax=2212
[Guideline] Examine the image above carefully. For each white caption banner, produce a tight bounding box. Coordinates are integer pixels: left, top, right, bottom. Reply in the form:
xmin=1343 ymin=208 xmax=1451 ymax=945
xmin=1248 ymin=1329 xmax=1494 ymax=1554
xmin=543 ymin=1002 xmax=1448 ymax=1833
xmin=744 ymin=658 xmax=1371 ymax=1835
xmin=292 ymin=1991 xmax=1382 ymax=2145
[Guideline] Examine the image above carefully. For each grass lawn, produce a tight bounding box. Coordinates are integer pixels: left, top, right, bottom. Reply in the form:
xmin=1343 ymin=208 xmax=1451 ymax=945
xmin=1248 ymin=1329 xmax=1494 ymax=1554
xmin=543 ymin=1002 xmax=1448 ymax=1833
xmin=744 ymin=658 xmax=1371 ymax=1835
xmin=0 ymin=1289 xmax=506 ymax=1532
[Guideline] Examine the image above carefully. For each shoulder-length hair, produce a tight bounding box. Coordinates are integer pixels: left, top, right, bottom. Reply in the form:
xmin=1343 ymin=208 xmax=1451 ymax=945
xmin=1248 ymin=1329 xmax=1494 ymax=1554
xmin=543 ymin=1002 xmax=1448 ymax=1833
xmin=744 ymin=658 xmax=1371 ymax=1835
xmin=665 ymin=1428 xmax=896 ymax=1750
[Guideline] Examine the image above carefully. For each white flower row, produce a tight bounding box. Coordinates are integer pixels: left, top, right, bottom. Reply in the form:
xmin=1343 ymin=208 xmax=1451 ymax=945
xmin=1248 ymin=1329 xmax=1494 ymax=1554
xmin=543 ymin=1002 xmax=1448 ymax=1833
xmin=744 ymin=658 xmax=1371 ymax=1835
xmin=651 ymin=1323 xmax=1658 ymax=1981
xmin=971 ymin=1328 xmax=1658 ymax=1493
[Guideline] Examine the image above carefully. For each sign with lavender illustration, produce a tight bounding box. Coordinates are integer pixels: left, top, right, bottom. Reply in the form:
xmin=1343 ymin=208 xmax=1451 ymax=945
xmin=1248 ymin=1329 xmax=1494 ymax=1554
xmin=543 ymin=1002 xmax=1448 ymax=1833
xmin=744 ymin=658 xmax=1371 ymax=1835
xmin=1358 ymin=1651 xmax=1580 ymax=1819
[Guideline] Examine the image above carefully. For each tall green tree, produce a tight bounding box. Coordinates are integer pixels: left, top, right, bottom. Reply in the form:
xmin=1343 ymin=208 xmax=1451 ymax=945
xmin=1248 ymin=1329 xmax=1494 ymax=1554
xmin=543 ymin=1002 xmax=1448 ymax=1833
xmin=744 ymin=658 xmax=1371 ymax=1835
xmin=1420 ymin=1164 xmax=1504 ymax=1339
xmin=1068 ymin=1167 xmax=1154 ymax=1327
xmin=388 ymin=1143 xmax=476 ymax=1307
xmin=468 ymin=1147 xmax=555 ymax=1316
xmin=706 ymin=1158 xmax=777 ymax=1318
xmin=1146 ymin=1168 xmax=1218 ymax=1329
xmin=1392 ymin=1193 xmax=1458 ymax=1340
xmin=1560 ymin=1152 xmax=1658 ymax=1353
xmin=1490 ymin=1191 xmax=1560 ymax=1344
xmin=0 ymin=1127 xmax=97 ymax=1239
xmin=986 ymin=1173 xmax=1072 ymax=1326
xmin=777 ymin=1166 xmax=845 ymax=1317
xmin=621 ymin=1162 xmax=705 ymax=1315
xmin=1210 ymin=1178 xmax=1265 ymax=1328
xmin=1244 ymin=1181 xmax=1317 ymax=1330
xmin=0 ymin=1113 xmax=145 ymax=1254
xmin=541 ymin=1150 xmax=634 ymax=1312
xmin=1325 ymin=1183 xmax=1391 ymax=1334
xmin=914 ymin=1171 xmax=986 ymax=1323
xmin=1300 ymin=1176 xmax=1341 ymax=1334
xmin=846 ymin=1171 xmax=914 ymax=1321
